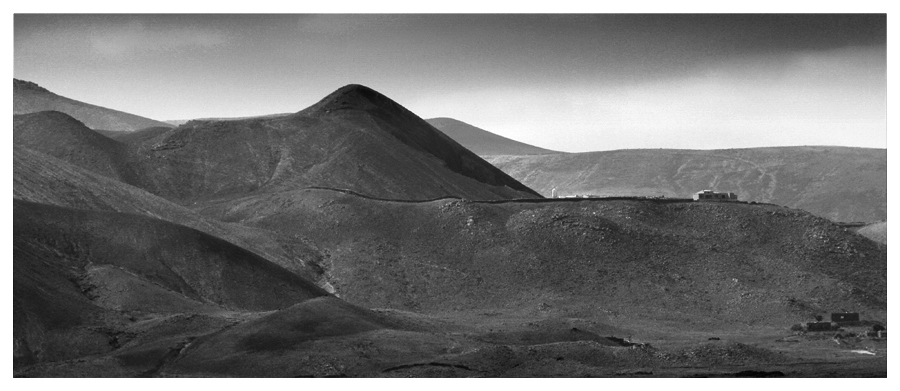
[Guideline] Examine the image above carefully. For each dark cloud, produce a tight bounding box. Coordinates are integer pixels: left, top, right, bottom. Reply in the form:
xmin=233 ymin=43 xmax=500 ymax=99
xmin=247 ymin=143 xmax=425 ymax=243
xmin=13 ymin=14 xmax=886 ymax=151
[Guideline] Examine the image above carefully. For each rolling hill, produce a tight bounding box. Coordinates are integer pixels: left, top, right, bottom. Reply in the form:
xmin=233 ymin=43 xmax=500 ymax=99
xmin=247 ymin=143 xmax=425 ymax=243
xmin=485 ymin=147 xmax=886 ymax=223
xmin=13 ymin=146 xmax=329 ymax=284
xmin=123 ymin=84 xmax=540 ymax=203
xmin=198 ymin=188 xmax=886 ymax=328
xmin=425 ymin=117 xmax=558 ymax=156
xmin=13 ymin=199 xmax=330 ymax=368
xmin=17 ymin=187 xmax=887 ymax=376
xmin=14 ymin=111 xmax=140 ymax=183
xmin=13 ymin=79 xmax=173 ymax=132
xmin=14 ymin=84 xmax=540 ymax=203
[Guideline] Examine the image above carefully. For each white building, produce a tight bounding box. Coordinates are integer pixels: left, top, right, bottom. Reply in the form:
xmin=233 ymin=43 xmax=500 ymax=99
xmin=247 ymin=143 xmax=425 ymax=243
xmin=692 ymin=190 xmax=738 ymax=201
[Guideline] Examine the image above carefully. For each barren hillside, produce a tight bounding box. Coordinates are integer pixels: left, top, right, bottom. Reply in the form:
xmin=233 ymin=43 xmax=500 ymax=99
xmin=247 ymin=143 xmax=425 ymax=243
xmin=13 ymin=146 xmax=326 ymax=283
xmin=14 ymin=111 xmax=138 ymax=183
xmin=124 ymin=84 xmax=539 ymax=203
xmin=14 ymin=199 xmax=329 ymax=368
xmin=199 ymin=188 xmax=886 ymax=327
xmin=12 ymin=82 xmax=887 ymax=378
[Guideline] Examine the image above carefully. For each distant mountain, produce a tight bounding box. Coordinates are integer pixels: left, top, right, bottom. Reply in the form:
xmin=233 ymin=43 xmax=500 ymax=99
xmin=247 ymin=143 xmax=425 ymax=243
xmin=165 ymin=113 xmax=292 ymax=126
xmin=125 ymin=84 xmax=540 ymax=203
xmin=486 ymin=146 xmax=886 ymax=223
xmin=13 ymin=79 xmax=173 ymax=132
xmin=426 ymin=117 xmax=558 ymax=156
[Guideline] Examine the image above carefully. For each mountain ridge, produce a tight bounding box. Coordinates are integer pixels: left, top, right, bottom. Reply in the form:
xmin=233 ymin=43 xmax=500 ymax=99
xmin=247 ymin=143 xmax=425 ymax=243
xmin=121 ymin=84 xmax=540 ymax=203
xmin=14 ymin=78 xmax=173 ymax=132
xmin=13 ymin=111 xmax=140 ymax=184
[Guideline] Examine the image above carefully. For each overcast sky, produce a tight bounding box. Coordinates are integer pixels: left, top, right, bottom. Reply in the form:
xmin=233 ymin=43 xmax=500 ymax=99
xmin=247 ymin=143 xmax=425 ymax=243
xmin=14 ymin=13 xmax=886 ymax=152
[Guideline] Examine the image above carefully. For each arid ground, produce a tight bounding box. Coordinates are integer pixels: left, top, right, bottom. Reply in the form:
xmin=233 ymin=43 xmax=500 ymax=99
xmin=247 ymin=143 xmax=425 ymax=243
xmin=13 ymin=81 xmax=886 ymax=377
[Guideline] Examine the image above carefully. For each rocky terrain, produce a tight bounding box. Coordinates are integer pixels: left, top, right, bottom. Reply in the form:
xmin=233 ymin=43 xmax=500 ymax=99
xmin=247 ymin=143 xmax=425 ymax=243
xmin=198 ymin=189 xmax=886 ymax=327
xmin=484 ymin=147 xmax=886 ymax=223
xmin=13 ymin=83 xmax=887 ymax=377
xmin=13 ymin=79 xmax=173 ymax=132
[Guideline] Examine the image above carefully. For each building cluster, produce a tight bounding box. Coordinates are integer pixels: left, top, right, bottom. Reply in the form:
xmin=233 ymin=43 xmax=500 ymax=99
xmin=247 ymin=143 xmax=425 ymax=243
xmin=550 ymin=188 xmax=601 ymax=199
xmin=548 ymin=187 xmax=738 ymax=201
xmin=804 ymin=312 xmax=886 ymax=338
xmin=806 ymin=313 xmax=860 ymax=331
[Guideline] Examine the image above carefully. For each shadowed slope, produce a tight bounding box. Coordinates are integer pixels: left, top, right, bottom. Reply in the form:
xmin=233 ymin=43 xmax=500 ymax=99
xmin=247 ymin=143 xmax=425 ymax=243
xmin=14 ymin=199 xmax=330 ymax=367
xmin=487 ymin=147 xmax=886 ymax=223
xmin=13 ymin=79 xmax=173 ymax=132
xmin=13 ymin=111 xmax=138 ymax=183
xmin=164 ymin=296 xmax=429 ymax=376
xmin=15 ymin=199 xmax=328 ymax=311
xmin=426 ymin=117 xmax=558 ymax=156
xmin=199 ymin=189 xmax=886 ymax=327
xmin=299 ymin=85 xmax=538 ymax=194
xmin=127 ymin=84 xmax=539 ymax=203
xmin=13 ymin=146 xmax=326 ymax=283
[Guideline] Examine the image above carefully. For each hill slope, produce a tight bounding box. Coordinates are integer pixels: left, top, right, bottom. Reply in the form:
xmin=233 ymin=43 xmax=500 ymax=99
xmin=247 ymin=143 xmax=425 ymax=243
xmin=13 ymin=79 xmax=173 ymax=132
xmin=126 ymin=84 xmax=539 ymax=203
xmin=199 ymin=188 xmax=886 ymax=327
xmin=14 ymin=111 xmax=140 ymax=183
xmin=486 ymin=147 xmax=886 ymax=223
xmin=14 ymin=199 xmax=329 ymax=367
xmin=13 ymin=146 xmax=327 ymax=284
xmin=426 ymin=117 xmax=558 ymax=156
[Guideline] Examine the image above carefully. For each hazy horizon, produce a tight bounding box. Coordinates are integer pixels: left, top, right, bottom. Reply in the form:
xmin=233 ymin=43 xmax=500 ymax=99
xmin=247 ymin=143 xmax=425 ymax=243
xmin=14 ymin=14 xmax=886 ymax=153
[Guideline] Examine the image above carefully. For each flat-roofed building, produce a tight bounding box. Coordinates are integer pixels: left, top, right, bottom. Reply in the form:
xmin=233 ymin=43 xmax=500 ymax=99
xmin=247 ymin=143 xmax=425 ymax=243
xmin=693 ymin=190 xmax=738 ymax=201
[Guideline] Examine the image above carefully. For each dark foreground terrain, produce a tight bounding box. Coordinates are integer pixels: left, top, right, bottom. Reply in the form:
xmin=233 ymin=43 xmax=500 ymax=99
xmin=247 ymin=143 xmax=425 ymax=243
xmin=13 ymin=81 xmax=886 ymax=377
xmin=15 ymin=307 xmax=887 ymax=377
xmin=14 ymin=190 xmax=887 ymax=377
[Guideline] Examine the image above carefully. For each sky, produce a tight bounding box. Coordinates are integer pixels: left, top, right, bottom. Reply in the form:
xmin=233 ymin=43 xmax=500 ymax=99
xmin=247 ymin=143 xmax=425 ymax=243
xmin=13 ymin=13 xmax=887 ymax=152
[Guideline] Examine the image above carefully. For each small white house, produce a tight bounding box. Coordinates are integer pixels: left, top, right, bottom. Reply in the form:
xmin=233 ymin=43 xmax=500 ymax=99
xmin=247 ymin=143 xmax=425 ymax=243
xmin=692 ymin=190 xmax=738 ymax=201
